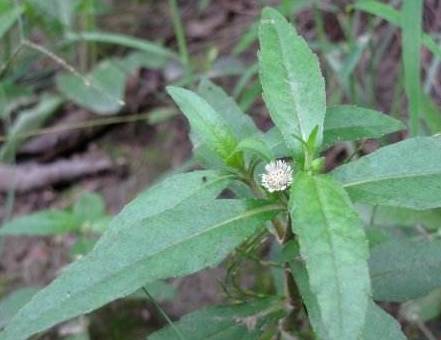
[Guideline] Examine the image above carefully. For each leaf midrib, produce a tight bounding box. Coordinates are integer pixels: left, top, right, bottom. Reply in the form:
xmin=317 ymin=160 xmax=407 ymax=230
xmin=95 ymin=173 xmax=234 ymax=249
xmin=184 ymin=95 xmax=237 ymax=155
xmin=270 ymin=20 xmax=307 ymax=141
xmin=312 ymin=178 xmax=345 ymax=335
xmin=324 ymin=123 xmax=401 ymax=133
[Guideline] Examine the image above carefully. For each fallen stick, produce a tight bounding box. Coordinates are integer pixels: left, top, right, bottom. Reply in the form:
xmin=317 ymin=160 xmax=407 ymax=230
xmin=0 ymin=154 xmax=114 ymax=193
xmin=20 ymin=110 xmax=103 ymax=160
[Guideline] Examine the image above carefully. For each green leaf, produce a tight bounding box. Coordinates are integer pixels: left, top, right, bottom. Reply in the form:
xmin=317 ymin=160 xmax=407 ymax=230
xmin=421 ymin=93 xmax=441 ymax=134
xmin=56 ymin=59 xmax=125 ymax=115
xmin=370 ymin=239 xmax=441 ymax=302
xmin=400 ymin=288 xmax=441 ymax=323
xmin=353 ymin=1 xmax=399 ymax=25
xmin=0 ymin=210 xmax=79 ymax=236
xmin=233 ymin=0 xmax=312 ymax=55
xmin=167 ymin=86 xmax=240 ymax=167
xmin=195 ymin=79 xmax=262 ymax=168
xmin=73 ymin=192 xmax=106 ymax=224
xmin=332 ymin=136 xmax=441 ymax=209
xmin=263 ymin=105 xmax=403 ymax=157
xmin=362 ymin=302 xmax=406 ymax=340
xmin=120 ymin=51 xmax=169 ymax=71
xmin=197 ymin=79 xmax=259 ymax=140
xmin=402 ymin=0 xmax=423 ymax=136
xmin=0 ymin=82 xmax=33 ymax=120
xmin=289 ymin=173 xmax=371 ymax=340
xmin=65 ymin=31 xmax=179 ymax=61
xmin=128 ymin=281 xmax=177 ymax=302
xmin=286 ymin=242 xmax=329 ymax=339
xmin=0 ymin=5 xmax=23 ymax=38
xmin=258 ymin=7 xmax=326 ymax=156
xmin=95 ymin=170 xmax=232 ymax=245
xmin=233 ymin=136 xmax=272 ymax=163
xmin=0 ymin=288 xmax=40 ymax=329
xmin=262 ymin=127 xmax=290 ymax=159
xmin=324 ymin=35 xmax=370 ymax=98
xmin=149 ymin=298 xmax=283 ymax=340
xmin=358 ymin=205 xmax=441 ymax=231
xmin=238 ymin=81 xmax=261 ymax=112
xmin=323 ymin=105 xmax=405 ymax=147
xmin=286 ymin=242 xmax=404 ymax=340
xmin=353 ymin=0 xmax=441 ymax=60
xmin=26 ymin=0 xmax=78 ymax=29
xmin=69 ymin=237 xmax=97 ymax=258
xmin=1 ymin=174 xmax=281 ymax=339
xmin=0 ymin=95 xmax=62 ymax=162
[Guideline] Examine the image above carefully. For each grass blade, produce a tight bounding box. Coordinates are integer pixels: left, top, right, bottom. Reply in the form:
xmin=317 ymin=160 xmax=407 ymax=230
xmin=402 ymin=0 xmax=423 ymax=136
xmin=353 ymin=1 xmax=441 ymax=60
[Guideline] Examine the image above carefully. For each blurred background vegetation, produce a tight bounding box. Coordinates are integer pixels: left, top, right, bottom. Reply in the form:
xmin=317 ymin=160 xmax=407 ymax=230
xmin=0 ymin=0 xmax=440 ymax=338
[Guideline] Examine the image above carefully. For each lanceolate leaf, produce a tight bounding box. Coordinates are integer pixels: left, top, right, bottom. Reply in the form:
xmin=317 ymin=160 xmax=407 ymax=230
xmin=421 ymin=93 xmax=441 ymax=134
xmin=286 ymin=243 xmax=329 ymax=339
xmin=358 ymin=205 xmax=441 ymax=231
xmin=362 ymin=301 xmax=406 ymax=340
xmin=402 ymin=0 xmax=423 ymax=136
xmin=323 ymin=105 xmax=405 ymax=147
xmin=286 ymin=241 xmax=404 ymax=340
xmin=2 ymin=170 xmax=228 ymax=335
xmin=400 ymin=288 xmax=441 ymax=323
xmin=197 ymin=79 xmax=259 ymax=139
xmin=0 ymin=210 xmax=79 ymax=236
xmin=129 ymin=281 xmax=177 ymax=302
xmin=353 ymin=1 xmax=441 ymax=60
xmin=149 ymin=298 xmax=284 ymax=340
xmin=370 ymin=239 xmax=441 ymax=302
xmin=65 ymin=31 xmax=179 ymax=61
xmin=289 ymin=173 xmax=371 ymax=340
xmin=56 ymin=59 xmax=125 ymax=115
xmin=194 ymin=79 xmax=261 ymax=168
xmin=233 ymin=136 xmax=272 ymax=162
xmin=264 ymin=105 xmax=403 ymax=157
xmin=0 ymin=95 xmax=62 ymax=162
xmin=0 ymin=6 xmax=23 ymax=38
xmin=258 ymin=7 xmax=326 ymax=156
xmin=95 ymin=170 xmax=232 ymax=249
xmin=1 ymin=196 xmax=281 ymax=339
xmin=0 ymin=288 xmax=40 ymax=329
xmin=332 ymin=137 xmax=441 ymax=209
xmin=262 ymin=127 xmax=290 ymax=158
xmin=167 ymin=86 xmax=241 ymax=167
xmin=73 ymin=192 xmax=106 ymax=224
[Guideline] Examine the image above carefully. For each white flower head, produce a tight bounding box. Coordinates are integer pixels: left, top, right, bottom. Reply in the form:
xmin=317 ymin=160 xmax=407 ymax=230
xmin=261 ymin=160 xmax=293 ymax=193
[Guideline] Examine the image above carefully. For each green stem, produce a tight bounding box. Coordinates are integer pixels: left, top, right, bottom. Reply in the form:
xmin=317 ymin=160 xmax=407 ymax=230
xmin=402 ymin=0 xmax=423 ymax=136
xmin=14 ymin=0 xmax=25 ymax=41
xmin=142 ymin=287 xmax=186 ymax=340
xmin=168 ymin=0 xmax=190 ymax=69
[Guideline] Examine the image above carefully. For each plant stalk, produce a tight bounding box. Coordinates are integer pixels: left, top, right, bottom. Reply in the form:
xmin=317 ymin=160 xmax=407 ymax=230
xmin=168 ymin=0 xmax=190 ymax=70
